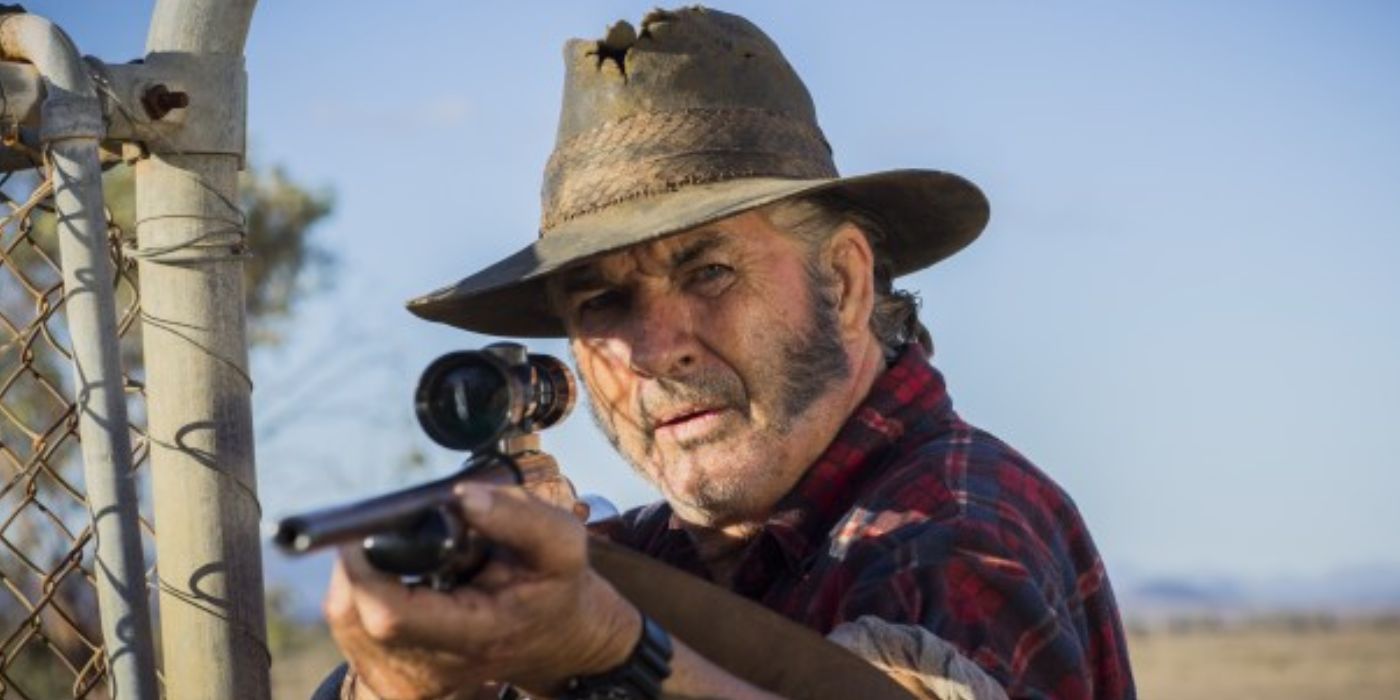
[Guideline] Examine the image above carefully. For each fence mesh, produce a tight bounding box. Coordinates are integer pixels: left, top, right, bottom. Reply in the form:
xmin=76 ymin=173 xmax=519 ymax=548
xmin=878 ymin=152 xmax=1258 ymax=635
xmin=0 ymin=163 xmax=155 ymax=699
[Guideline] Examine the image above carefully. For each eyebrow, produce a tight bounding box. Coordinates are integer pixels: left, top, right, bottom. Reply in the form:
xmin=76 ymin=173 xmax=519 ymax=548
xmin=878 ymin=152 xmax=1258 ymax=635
xmin=670 ymin=231 xmax=727 ymax=268
xmin=558 ymin=267 xmax=608 ymax=296
xmin=558 ymin=231 xmax=730 ymax=296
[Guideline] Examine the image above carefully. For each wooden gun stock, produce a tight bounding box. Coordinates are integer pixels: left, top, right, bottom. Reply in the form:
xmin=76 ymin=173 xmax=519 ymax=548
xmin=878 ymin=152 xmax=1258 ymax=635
xmin=590 ymin=538 xmax=915 ymax=700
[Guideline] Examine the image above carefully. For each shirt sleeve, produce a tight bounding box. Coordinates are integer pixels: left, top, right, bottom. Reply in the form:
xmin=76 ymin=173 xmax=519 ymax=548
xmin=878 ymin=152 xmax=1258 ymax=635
xmin=828 ymin=615 xmax=1010 ymax=700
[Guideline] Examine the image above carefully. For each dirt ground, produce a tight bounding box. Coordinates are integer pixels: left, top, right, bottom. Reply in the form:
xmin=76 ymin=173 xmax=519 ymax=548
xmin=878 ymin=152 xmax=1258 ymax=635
xmin=1128 ymin=617 xmax=1400 ymax=700
xmin=271 ymin=617 xmax=1400 ymax=699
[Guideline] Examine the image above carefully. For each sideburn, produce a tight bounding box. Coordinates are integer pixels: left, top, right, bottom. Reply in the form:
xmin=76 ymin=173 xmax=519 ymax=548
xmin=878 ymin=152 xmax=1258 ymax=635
xmin=776 ymin=262 xmax=852 ymax=425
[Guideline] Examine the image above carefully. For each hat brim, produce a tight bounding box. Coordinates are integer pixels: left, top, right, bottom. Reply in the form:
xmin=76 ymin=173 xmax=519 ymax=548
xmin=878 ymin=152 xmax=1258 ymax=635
xmin=406 ymin=169 xmax=989 ymax=337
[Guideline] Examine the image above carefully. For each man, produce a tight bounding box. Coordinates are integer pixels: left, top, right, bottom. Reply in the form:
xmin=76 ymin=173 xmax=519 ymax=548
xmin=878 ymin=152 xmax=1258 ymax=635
xmin=321 ymin=7 xmax=1135 ymax=699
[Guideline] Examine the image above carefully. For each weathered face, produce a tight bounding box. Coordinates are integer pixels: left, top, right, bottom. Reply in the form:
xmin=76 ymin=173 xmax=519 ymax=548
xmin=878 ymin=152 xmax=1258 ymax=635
xmin=551 ymin=211 xmax=854 ymax=527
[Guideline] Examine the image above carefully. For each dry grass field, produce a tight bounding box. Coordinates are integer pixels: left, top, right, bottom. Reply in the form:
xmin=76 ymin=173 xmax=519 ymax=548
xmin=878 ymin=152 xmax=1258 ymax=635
xmin=1128 ymin=617 xmax=1400 ymax=700
xmin=271 ymin=623 xmax=345 ymax=700
xmin=269 ymin=617 xmax=1400 ymax=699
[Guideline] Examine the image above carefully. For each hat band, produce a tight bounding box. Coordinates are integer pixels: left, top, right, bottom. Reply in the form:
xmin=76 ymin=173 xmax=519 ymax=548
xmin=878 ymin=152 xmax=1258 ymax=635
xmin=541 ymin=107 xmax=837 ymax=233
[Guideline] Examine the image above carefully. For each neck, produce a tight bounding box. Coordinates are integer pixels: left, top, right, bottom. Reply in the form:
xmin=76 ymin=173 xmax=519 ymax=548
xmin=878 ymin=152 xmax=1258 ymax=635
xmin=842 ymin=335 xmax=887 ymax=418
xmin=683 ymin=520 xmax=763 ymax=586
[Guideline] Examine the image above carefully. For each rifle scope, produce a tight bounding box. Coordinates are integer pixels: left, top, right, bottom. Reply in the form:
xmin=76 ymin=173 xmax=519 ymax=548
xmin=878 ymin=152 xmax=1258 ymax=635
xmin=414 ymin=343 xmax=576 ymax=452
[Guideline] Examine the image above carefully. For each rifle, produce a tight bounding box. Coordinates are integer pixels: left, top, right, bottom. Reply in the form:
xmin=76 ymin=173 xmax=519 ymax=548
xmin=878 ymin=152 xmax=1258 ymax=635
xmin=273 ymin=342 xmax=914 ymax=700
xmin=273 ymin=342 xmax=576 ymax=589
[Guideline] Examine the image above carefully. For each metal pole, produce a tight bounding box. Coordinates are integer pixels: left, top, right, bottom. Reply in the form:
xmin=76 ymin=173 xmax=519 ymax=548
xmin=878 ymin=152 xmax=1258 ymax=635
xmin=136 ymin=1 xmax=265 ymax=698
xmin=0 ymin=13 xmax=160 ymax=700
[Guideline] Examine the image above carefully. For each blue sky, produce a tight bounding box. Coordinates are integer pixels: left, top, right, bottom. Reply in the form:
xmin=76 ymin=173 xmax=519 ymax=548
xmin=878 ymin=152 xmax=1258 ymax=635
xmin=33 ymin=1 xmax=1400 ymax=584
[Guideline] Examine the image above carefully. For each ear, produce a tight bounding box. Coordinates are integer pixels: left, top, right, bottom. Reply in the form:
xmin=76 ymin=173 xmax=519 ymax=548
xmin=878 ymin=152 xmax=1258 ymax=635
xmin=822 ymin=223 xmax=877 ymax=343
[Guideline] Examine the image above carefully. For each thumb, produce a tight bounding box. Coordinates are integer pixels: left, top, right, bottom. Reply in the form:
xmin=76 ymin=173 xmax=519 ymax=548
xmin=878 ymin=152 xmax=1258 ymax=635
xmin=454 ymin=482 xmax=586 ymax=575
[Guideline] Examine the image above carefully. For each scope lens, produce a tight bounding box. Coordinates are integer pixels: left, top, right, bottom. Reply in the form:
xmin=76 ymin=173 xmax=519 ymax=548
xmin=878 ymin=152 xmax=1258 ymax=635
xmin=418 ymin=359 xmax=512 ymax=450
xmin=525 ymin=354 xmax=576 ymax=430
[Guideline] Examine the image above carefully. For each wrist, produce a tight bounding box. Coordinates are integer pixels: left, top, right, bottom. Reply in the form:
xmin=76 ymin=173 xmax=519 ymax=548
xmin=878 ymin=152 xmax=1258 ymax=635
xmin=563 ymin=614 xmax=673 ymax=700
xmin=574 ymin=572 xmax=643 ymax=676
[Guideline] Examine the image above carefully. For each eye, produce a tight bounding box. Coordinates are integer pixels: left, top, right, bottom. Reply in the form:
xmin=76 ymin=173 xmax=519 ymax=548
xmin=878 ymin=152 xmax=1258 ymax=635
xmin=688 ymin=263 xmax=734 ymax=294
xmin=576 ymin=289 xmax=625 ymax=316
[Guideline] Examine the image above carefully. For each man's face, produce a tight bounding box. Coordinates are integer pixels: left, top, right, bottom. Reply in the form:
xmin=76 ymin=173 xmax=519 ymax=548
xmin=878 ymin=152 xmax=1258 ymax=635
xmin=552 ymin=211 xmax=853 ymax=527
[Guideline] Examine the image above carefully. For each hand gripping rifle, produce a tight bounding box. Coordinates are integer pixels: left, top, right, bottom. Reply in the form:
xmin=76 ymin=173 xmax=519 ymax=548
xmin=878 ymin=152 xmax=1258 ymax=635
xmin=273 ymin=342 xmax=915 ymax=700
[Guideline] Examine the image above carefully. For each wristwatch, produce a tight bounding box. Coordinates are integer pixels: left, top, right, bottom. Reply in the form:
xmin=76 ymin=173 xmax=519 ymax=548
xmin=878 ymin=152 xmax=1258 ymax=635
xmin=563 ymin=614 xmax=673 ymax=700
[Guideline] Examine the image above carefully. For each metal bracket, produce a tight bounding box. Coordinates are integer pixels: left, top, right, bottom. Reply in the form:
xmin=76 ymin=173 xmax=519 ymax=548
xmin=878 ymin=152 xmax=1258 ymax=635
xmin=92 ymin=52 xmax=247 ymax=162
xmin=0 ymin=51 xmax=247 ymax=170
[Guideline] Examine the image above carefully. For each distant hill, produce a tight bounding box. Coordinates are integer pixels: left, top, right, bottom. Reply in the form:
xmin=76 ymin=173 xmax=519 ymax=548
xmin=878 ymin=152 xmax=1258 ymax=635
xmin=1118 ymin=564 xmax=1400 ymax=621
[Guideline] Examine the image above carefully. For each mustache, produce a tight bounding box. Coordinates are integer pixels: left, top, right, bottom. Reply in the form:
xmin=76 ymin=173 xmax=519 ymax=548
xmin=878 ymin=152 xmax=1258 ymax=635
xmin=638 ymin=371 xmax=747 ymax=433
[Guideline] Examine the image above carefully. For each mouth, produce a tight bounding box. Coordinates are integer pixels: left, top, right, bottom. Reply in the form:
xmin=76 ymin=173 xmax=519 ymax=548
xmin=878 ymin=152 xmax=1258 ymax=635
xmin=656 ymin=406 xmax=725 ymax=430
xmin=650 ymin=405 xmax=736 ymax=443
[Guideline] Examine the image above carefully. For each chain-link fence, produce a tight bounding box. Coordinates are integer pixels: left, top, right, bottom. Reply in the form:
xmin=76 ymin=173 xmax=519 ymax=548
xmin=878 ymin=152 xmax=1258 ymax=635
xmin=0 ymin=165 xmax=155 ymax=699
xmin=0 ymin=5 xmax=273 ymax=698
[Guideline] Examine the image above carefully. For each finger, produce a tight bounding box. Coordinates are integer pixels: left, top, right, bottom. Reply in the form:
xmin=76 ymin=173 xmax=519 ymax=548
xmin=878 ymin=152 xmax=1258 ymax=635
xmin=337 ymin=545 xmax=453 ymax=645
xmin=515 ymin=451 xmax=562 ymax=485
xmin=339 ymin=544 xmax=413 ymax=597
xmin=340 ymin=544 xmax=510 ymax=647
xmin=572 ymin=499 xmax=591 ymax=523
xmin=323 ymin=554 xmax=360 ymax=631
xmin=323 ymin=559 xmax=384 ymax=683
xmin=329 ymin=548 xmax=512 ymax=684
xmin=516 ymin=453 xmax=581 ymax=514
xmin=454 ymin=483 xmax=586 ymax=575
xmin=464 ymin=554 xmax=519 ymax=591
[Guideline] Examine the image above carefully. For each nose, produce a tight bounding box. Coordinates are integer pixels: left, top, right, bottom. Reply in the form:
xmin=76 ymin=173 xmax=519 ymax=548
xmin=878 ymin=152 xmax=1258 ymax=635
xmin=624 ymin=291 xmax=698 ymax=379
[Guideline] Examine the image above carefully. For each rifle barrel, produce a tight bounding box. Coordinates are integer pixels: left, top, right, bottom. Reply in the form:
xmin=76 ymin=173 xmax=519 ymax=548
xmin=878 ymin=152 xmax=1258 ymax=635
xmin=273 ymin=454 xmax=520 ymax=554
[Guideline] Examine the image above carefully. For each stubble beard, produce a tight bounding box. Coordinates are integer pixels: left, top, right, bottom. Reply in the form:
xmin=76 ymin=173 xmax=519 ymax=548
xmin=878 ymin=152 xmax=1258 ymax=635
xmin=583 ymin=273 xmax=852 ymax=522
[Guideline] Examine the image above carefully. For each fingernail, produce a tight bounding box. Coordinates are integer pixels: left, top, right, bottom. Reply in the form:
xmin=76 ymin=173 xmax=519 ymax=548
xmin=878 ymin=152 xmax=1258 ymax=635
xmin=455 ymin=483 xmax=492 ymax=516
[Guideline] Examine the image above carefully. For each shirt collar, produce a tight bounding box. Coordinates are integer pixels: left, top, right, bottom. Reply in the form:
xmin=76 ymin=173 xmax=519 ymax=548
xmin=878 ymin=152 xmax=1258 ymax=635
xmin=749 ymin=342 xmax=957 ymax=573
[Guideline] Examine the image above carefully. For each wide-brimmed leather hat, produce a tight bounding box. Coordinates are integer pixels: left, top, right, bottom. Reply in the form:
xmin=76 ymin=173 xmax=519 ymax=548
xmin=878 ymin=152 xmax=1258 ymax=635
xmin=408 ymin=7 xmax=989 ymax=337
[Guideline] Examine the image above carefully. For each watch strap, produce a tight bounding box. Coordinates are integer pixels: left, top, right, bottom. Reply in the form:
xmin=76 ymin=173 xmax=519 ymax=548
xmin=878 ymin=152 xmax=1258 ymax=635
xmin=564 ymin=614 xmax=673 ymax=700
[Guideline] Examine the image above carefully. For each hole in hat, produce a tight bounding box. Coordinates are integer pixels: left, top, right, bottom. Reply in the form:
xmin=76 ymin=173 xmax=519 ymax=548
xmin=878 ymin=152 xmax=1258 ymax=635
xmin=592 ymin=20 xmax=637 ymax=77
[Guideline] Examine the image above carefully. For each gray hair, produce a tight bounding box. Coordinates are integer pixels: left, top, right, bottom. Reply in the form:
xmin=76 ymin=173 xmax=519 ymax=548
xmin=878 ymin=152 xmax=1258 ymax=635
xmin=761 ymin=193 xmax=931 ymax=357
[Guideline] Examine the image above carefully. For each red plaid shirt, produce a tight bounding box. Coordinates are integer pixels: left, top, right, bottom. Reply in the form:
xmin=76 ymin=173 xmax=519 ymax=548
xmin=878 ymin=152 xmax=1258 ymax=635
xmin=596 ymin=345 xmax=1136 ymax=698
